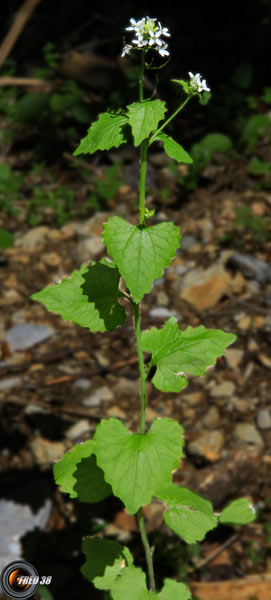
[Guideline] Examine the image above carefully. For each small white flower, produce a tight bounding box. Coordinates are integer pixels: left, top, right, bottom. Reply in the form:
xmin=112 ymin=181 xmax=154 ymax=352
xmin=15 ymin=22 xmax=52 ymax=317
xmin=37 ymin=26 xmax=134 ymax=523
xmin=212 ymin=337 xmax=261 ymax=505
xmin=188 ymin=71 xmax=210 ymax=93
xmin=122 ymin=16 xmax=170 ymax=58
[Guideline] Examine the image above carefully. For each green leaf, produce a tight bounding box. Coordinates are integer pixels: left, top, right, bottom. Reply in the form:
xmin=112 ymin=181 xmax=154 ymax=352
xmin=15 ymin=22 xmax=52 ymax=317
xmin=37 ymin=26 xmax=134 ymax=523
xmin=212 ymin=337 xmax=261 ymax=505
xmin=127 ymin=100 xmax=166 ymax=146
xmin=31 ymin=259 xmax=126 ymax=332
xmin=103 ymin=217 xmax=180 ymax=303
xmin=156 ymin=483 xmax=217 ymax=544
xmin=81 ymin=537 xmax=133 ymax=590
xmin=111 ymin=566 xmax=156 ymax=600
xmin=94 ymin=417 xmax=184 ymax=514
xmin=73 ymin=111 xmax=128 ymax=156
xmin=53 ymin=440 xmax=111 ymax=502
xmin=219 ymin=498 xmax=256 ymax=525
xmin=159 ymin=578 xmax=191 ymax=600
xmin=0 ymin=227 xmax=14 ymax=248
xmin=142 ymin=317 xmax=236 ymax=392
xmin=155 ymin=134 xmax=193 ymax=164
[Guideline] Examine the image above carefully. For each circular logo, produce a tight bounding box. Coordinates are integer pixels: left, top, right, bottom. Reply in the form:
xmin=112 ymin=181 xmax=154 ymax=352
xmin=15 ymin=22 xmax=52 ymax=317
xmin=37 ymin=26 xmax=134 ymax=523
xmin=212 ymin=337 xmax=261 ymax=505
xmin=0 ymin=561 xmax=39 ymax=599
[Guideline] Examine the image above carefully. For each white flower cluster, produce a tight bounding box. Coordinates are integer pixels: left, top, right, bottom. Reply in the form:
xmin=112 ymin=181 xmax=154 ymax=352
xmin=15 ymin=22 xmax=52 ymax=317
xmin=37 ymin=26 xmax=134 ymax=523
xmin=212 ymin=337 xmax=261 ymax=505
xmin=122 ymin=17 xmax=170 ymax=58
xmin=188 ymin=72 xmax=210 ymax=93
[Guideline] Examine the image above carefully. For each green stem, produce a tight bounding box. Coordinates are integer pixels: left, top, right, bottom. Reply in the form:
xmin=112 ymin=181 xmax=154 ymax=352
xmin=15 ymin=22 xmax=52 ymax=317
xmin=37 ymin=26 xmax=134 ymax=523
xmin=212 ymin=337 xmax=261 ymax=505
xmin=139 ymin=140 xmax=148 ymax=224
xmin=138 ymin=508 xmax=156 ymax=592
xmin=139 ymin=50 xmax=145 ymax=102
xmin=133 ymin=302 xmax=147 ymax=434
xmin=148 ymin=96 xmax=191 ymax=146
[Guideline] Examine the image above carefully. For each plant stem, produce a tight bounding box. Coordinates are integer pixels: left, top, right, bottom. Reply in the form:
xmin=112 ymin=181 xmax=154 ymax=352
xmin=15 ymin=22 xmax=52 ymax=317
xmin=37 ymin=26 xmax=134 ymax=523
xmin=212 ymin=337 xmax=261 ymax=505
xmin=139 ymin=50 xmax=145 ymax=102
xmin=133 ymin=302 xmax=147 ymax=434
xmin=139 ymin=140 xmax=148 ymax=224
xmin=138 ymin=508 xmax=156 ymax=592
xmin=148 ymin=96 xmax=191 ymax=145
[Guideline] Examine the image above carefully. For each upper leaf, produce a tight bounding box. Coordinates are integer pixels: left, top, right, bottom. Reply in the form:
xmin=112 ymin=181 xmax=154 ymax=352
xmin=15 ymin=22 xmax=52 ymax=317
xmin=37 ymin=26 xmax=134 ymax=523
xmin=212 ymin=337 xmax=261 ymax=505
xmin=53 ymin=440 xmax=111 ymax=502
xmin=219 ymin=498 xmax=256 ymax=525
xmin=81 ymin=537 xmax=133 ymax=590
xmin=103 ymin=217 xmax=181 ymax=303
xmin=127 ymin=100 xmax=167 ymax=146
xmin=73 ymin=111 xmax=128 ymax=155
xmin=156 ymin=483 xmax=217 ymax=544
xmin=142 ymin=317 xmax=237 ymax=392
xmin=94 ymin=417 xmax=185 ymax=514
xmin=155 ymin=134 xmax=193 ymax=164
xmin=159 ymin=578 xmax=191 ymax=600
xmin=31 ymin=259 xmax=126 ymax=333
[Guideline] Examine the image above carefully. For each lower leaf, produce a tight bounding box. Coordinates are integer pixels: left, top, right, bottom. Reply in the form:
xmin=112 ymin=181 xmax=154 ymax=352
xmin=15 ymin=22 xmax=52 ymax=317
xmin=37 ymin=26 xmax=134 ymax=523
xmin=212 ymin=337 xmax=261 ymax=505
xmin=81 ymin=537 xmax=133 ymax=590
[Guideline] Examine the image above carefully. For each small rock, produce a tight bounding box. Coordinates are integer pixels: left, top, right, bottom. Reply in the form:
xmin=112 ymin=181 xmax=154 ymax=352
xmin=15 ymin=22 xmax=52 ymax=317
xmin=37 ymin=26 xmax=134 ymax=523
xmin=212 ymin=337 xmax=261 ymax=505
xmin=146 ymin=407 xmax=160 ymax=422
xmin=182 ymin=391 xmax=204 ymax=406
xmin=65 ymin=420 xmax=92 ymax=440
xmin=73 ymin=378 xmax=92 ymax=390
xmin=73 ymin=212 xmax=109 ymax=238
xmin=15 ymin=226 xmax=50 ymax=249
xmin=210 ymin=381 xmax=235 ymax=398
xmin=149 ymin=307 xmax=179 ymax=319
xmin=74 ymin=236 xmax=104 ymax=263
xmin=180 ymin=264 xmax=231 ymax=311
xmin=181 ymin=235 xmax=198 ymax=251
xmin=5 ymin=323 xmax=54 ymax=351
xmin=29 ymin=437 xmax=67 ymax=464
xmin=237 ymin=314 xmax=252 ymax=330
xmin=188 ymin=430 xmax=224 ymax=461
xmin=156 ymin=291 xmax=169 ymax=306
xmin=203 ymin=406 xmax=220 ymax=428
xmin=233 ymin=423 xmax=264 ymax=446
xmin=11 ymin=309 xmax=28 ymax=325
xmin=230 ymin=397 xmax=249 ymax=413
xmin=227 ymin=253 xmax=271 ymax=286
xmin=81 ymin=386 xmax=113 ymax=407
xmin=258 ymin=353 xmax=271 ymax=369
xmin=257 ymin=409 xmax=271 ymax=430
xmin=43 ymin=252 xmax=61 ymax=267
xmin=0 ymin=498 xmax=52 ymax=573
xmin=107 ymin=405 xmax=126 ymax=419
xmin=0 ymin=376 xmax=22 ymax=391
xmin=248 ymin=339 xmax=259 ymax=352
xmin=225 ymin=348 xmax=244 ymax=370
xmin=113 ymin=377 xmax=139 ymax=398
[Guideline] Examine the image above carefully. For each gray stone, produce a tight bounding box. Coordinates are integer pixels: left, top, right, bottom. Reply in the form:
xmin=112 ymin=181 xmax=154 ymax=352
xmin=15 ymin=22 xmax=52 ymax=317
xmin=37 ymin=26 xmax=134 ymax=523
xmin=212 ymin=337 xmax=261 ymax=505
xmin=5 ymin=323 xmax=54 ymax=351
xmin=181 ymin=235 xmax=198 ymax=251
xmin=72 ymin=212 xmax=109 ymax=238
xmin=81 ymin=385 xmax=114 ymax=407
xmin=0 ymin=376 xmax=22 ymax=391
xmin=65 ymin=419 xmax=92 ymax=440
xmin=233 ymin=423 xmax=264 ymax=446
xmin=149 ymin=307 xmax=179 ymax=319
xmin=188 ymin=430 xmax=224 ymax=461
xmin=74 ymin=236 xmax=104 ymax=263
xmin=0 ymin=498 xmax=51 ymax=573
xmin=227 ymin=253 xmax=271 ymax=286
xmin=73 ymin=378 xmax=92 ymax=390
xmin=202 ymin=406 xmax=220 ymax=428
xmin=210 ymin=381 xmax=236 ymax=398
xmin=257 ymin=409 xmax=271 ymax=430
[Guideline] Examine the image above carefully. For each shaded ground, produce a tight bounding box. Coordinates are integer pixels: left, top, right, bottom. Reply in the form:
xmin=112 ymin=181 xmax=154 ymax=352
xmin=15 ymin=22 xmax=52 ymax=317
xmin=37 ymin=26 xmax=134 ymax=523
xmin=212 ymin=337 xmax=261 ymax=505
xmin=0 ymin=142 xmax=271 ymax=599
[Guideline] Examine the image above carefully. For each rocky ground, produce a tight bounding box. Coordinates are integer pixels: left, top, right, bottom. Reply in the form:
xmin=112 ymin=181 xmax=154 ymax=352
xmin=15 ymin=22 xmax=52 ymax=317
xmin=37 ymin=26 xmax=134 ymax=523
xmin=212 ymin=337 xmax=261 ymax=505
xmin=0 ymin=150 xmax=271 ymax=599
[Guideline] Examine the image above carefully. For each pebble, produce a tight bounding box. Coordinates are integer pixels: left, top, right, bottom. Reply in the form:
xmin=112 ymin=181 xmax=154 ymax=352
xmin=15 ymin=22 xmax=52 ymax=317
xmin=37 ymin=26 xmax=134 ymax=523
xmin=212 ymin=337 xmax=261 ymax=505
xmin=230 ymin=397 xmax=249 ymax=413
xmin=258 ymin=354 xmax=271 ymax=369
xmin=107 ymin=405 xmax=126 ymax=419
xmin=81 ymin=386 xmax=113 ymax=407
xmin=227 ymin=253 xmax=271 ymax=286
xmin=181 ymin=235 xmax=198 ymax=251
xmin=149 ymin=307 xmax=179 ymax=319
xmin=73 ymin=378 xmax=92 ymax=390
xmin=15 ymin=226 xmax=50 ymax=249
xmin=182 ymin=391 xmax=204 ymax=406
xmin=4 ymin=323 xmax=54 ymax=351
xmin=257 ymin=409 xmax=271 ymax=430
xmin=72 ymin=212 xmax=109 ymax=238
xmin=202 ymin=406 xmax=220 ymax=428
xmin=225 ymin=348 xmax=244 ymax=370
xmin=156 ymin=290 xmax=169 ymax=306
xmin=65 ymin=420 xmax=92 ymax=441
xmin=0 ymin=498 xmax=52 ymax=573
xmin=233 ymin=423 xmax=264 ymax=446
xmin=188 ymin=430 xmax=224 ymax=461
xmin=74 ymin=236 xmax=104 ymax=263
xmin=0 ymin=376 xmax=22 ymax=391
xmin=29 ymin=437 xmax=67 ymax=465
xmin=237 ymin=314 xmax=251 ymax=330
xmin=179 ymin=264 xmax=231 ymax=311
xmin=11 ymin=309 xmax=28 ymax=325
xmin=210 ymin=381 xmax=235 ymax=398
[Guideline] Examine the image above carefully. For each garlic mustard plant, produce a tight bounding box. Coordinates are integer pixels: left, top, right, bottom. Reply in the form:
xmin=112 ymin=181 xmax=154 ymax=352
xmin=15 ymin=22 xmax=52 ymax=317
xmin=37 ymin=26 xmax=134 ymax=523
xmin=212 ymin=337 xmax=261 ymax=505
xmin=31 ymin=16 xmax=256 ymax=599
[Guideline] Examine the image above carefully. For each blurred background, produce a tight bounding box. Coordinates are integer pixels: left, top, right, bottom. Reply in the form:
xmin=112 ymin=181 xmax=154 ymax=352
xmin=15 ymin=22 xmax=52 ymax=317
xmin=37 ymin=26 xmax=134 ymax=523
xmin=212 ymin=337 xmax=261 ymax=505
xmin=0 ymin=2 xmax=271 ymax=599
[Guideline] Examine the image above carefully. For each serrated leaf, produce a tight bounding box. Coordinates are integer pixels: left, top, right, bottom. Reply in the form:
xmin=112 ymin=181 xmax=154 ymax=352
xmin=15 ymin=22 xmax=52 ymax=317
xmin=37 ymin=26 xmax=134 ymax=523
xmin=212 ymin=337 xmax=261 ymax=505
xmin=81 ymin=538 xmax=133 ymax=590
xmin=156 ymin=134 xmax=193 ymax=164
xmin=219 ymin=498 xmax=256 ymax=525
xmin=53 ymin=440 xmax=111 ymax=502
xmin=111 ymin=566 xmax=157 ymax=600
xmin=127 ymin=100 xmax=166 ymax=146
xmin=73 ymin=111 xmax=128 ymax=156
xmin=103 ymin=217 xmax=180 ymax=303
xmin=142 ymin=317 xmax=237 ymax=392
xmin=31 ymin=259 xmax=126 ymax=332
xmin=157 ymin=483 xmax=217 ymax=544
xmin=159 ymin=578 xmax=191 ymax=600
xmin=94 ymin=417 xmax=184 ymax=514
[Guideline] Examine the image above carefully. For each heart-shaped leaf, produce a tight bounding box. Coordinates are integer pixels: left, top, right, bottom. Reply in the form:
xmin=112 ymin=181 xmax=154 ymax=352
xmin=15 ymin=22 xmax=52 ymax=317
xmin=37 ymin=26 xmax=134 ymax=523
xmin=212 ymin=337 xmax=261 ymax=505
xmin=219 ymin=498 xmax=256 ymax=525
xmin=103 ymin=217 xmax=181 ymax=303
xmin=94 ymin=417 xmax=184 ymax=514
xmin=159 ymin=578 xmax=191 ymax=600
xmin=81 ymin=538 xmax=133 ymax=590
xmin=74 ymin=111 xmax=128 ymax=155
xmin=155 ymin=134 xmax=193 ymax=164
xmin=127 ymin=100 xmax=166 ymax=146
